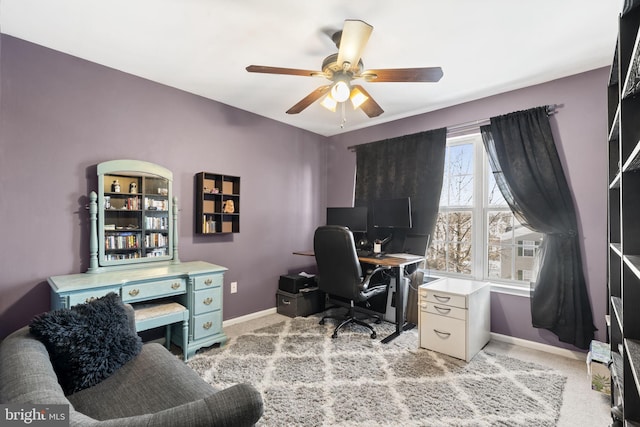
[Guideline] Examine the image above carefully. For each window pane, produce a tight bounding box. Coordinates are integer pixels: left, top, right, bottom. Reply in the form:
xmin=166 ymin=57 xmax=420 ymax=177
xmin=487 ymin=170 xmax=507 ymax=206
xmin=427 ymin=210 xmax=472 ymax=275
xmin=487 ymin=244 xmax=514 ymax=280
xmin=486 ymin=212 xmax=543 ymax=282
xmin=488 ymin=212 xmax=513 ymax=244
xmin=426 ymin=241 xmax=446 ymax=271
xmin=447 ymin=242 xmax=472 ymax=274
xmin=440 ymin=143 xmax=474 ymax=207
xmin=447 ymin=212 xmax=472 ymax=243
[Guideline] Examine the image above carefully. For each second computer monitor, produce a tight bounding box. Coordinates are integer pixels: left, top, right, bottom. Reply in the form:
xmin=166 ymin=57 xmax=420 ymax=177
xmin=373 ymin=197 xmax=412 ymax=229
xmin=326 ymin=206 xmax=368 ymax=232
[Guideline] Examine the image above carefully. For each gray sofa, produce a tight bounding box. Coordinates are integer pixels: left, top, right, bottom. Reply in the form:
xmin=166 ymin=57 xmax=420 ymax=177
xmin=0 ymin=307 xmax=263 ymax=427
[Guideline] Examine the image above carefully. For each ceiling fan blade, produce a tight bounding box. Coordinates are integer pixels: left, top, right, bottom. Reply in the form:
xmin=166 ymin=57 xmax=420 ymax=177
xmin=286 ymin=85 xmax=331 ymax=114
xmin=361 ymin=67 xmax=444 ymax=83
xmin=246 ymin=65 xmax=320 ymax=77
xmin=336 ymin=20 xmax=373 ymax=71
xmin=351 ymin=85 xmax=384 ymax=118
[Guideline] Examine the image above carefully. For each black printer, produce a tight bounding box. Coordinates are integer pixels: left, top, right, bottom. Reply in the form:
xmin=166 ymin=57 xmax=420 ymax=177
xmin=278 ymin=274 xmax=315 ymax=293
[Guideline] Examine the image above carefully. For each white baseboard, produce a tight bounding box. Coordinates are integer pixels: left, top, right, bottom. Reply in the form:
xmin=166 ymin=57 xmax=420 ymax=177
xmin=223 ymin=307 xmax=278 ymax=327
xmin=490 ymin=332 xmax=587 ymax=361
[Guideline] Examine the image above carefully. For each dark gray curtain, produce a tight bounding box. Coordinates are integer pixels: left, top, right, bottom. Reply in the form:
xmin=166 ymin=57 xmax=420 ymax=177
xmin=480 ymin=107 xmax=595 ymax=349
xmin=354 ymin=127 xmax=447 ymax=324
xmin=624 ymin=0 xmax=640 ymax=15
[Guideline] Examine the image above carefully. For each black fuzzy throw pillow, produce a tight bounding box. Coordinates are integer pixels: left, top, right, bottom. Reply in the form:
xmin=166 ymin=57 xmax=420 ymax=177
xmin=29 ymin=292 xmax=142 ymax=395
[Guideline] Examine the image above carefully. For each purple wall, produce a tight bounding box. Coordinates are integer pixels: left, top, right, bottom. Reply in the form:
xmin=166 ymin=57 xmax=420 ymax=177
xmin=0 ymin=35 xmax=326 ymax=338
xmin=0 ymin=34 xmax=608 ymax=352
xmin=327 ymin=68 xmax=609 ymax=351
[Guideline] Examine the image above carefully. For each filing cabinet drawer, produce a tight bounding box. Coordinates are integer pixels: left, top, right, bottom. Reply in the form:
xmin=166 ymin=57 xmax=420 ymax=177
xmin=192 ymin=311 xmax=222 ymax=340
xmin=122 ymin=278 xmax=186 ymax=302
xmin=193 ymin=288 xmax=222 ymax=314
xmin=420 ymin=302 xmax=467 ymax=321
xmin=276 ymin=288 xmax=325 ymax=318
xmin=194 ymin=274 xmax=223 ymax=290
xmin=422 ymin=290 xmax=466 ymax=309
xmin=420 ymin=312 xmax=466 ymax=360
xmin=67 ymin=287 xmax=121 ymax=307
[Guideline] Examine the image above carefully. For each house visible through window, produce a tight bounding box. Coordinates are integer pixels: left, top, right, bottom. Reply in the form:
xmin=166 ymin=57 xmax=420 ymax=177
xmin=426 ymin=132 xmax=543 ymax=289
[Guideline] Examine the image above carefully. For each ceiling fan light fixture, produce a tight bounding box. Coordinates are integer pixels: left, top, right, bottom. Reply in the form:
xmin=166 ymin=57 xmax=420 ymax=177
xmin=331 ymin=80 xmax=351 ymax=103
xmin=320 ymin=94 xmax=338 ymax=112
xmin=350 ymin=87 xmax=369 ymax=109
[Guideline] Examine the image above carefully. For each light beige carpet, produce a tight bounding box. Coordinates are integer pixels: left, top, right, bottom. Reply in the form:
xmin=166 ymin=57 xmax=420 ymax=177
xmin=189 ymin=315 xmax=569 ymax=426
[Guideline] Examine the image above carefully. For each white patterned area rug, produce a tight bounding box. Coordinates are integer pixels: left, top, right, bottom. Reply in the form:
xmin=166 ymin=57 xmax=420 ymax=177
xmin=188 ymin=315 xmax=566 ymax=427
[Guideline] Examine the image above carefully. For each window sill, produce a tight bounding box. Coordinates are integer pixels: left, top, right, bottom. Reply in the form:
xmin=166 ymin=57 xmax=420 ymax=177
xmin=421 ymin=272 xmax=530 ymax=298
xmin=489 ymin=282 xmax=531 ymax=298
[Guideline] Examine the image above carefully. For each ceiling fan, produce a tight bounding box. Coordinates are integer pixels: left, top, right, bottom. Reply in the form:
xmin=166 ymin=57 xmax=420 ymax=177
xmin=246 ymin=19 xmax=443 ymax=118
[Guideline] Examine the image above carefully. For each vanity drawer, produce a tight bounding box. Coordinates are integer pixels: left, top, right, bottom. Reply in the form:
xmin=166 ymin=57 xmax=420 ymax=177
xmin=194 ymin=274 xmax=223 ymax=290
xmin=68 ymin=287 xmax=121 ymax=306
xmin=420 ymin=312 xmax=466 ymax=360
xmin=420 ymin=302 xmax=467 ymax=321
xmin=122 ymin=278 xmax=186 ymax=302
xmin=193 ymin=288 xmax=222 ymax=314
xmin=423 ymin=291 xmax=466 ymax=309
xmin=192 ymin=311 xmax=222 ymax=340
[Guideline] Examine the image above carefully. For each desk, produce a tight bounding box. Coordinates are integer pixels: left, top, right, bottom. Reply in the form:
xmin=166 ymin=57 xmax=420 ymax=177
xmin=293 ymin=251 xmax=424 ymax=343
xmin=359 ymin=254 xmax=424 ymax=343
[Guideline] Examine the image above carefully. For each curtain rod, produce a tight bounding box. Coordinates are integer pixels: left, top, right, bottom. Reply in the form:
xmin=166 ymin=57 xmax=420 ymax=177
xmin=447 ymin=104 xmax=560 ymax=136
xmin=347 ymin=104 xmax=561 ymax=151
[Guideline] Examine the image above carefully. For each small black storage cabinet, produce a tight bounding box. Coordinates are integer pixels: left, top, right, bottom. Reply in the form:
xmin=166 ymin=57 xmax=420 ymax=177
xmin=276 ymin=288 xmax=325 ymax=318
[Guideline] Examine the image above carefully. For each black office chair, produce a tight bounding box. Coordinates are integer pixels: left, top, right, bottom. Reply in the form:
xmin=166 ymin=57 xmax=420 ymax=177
xmin=313 ymin=225 xmax=390 ymax=339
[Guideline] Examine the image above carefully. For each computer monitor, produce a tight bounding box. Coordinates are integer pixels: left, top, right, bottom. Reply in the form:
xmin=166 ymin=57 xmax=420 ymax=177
xmin=326 ymin=207 xmax=368 ymax=232
xmin=373 ymin=197 xmax=412 ymax=229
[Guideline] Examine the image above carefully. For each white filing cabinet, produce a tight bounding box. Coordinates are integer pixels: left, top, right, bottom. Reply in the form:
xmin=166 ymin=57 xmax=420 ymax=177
xmin=418 ymin=278 xmax=490 ymax=362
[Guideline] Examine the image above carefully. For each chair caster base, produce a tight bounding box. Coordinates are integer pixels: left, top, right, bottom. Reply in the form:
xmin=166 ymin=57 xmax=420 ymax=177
xmin=319 ymin=319 xmax=325 ymax=325
xmin=370 ymin=332 xmax=377 ymax=339
xmin=331 ymin=333 xmax=338 ymax=339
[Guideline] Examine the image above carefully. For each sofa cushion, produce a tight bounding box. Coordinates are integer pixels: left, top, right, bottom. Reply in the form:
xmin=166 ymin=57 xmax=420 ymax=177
xmin=29 ymin=292 xmax=142 ymax=394
xmin=68 ymin=343 xmax=218 ymax=419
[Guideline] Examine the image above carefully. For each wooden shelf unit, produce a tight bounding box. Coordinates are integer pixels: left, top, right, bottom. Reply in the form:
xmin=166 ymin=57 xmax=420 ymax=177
xmin=195 ymin=172 xmax=240 ymax=234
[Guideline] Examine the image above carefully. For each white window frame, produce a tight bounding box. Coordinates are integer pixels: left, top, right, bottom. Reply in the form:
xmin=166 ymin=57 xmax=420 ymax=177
xmin=429 ymin=132 xmax=533 ymax=297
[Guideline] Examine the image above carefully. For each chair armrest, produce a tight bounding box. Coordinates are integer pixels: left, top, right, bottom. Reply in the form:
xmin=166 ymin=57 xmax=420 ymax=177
xmin=361 ymin=266 xmax=391 ymax=290
xmin=72 ymin=383 xmax=264 ymax=427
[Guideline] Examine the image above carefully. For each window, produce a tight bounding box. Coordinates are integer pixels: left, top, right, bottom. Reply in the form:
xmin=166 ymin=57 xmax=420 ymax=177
xmin=426 ymin=132 xmax=543 ymax=290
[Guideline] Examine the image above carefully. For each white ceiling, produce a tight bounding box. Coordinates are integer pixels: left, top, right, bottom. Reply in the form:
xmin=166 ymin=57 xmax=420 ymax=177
xmin=0 ymin=0 xmax=620 ymax=137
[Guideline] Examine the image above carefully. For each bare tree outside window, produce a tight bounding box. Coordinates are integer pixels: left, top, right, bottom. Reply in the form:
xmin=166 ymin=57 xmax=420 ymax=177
xmin=427 ymin=142 xmax=473 ymax=274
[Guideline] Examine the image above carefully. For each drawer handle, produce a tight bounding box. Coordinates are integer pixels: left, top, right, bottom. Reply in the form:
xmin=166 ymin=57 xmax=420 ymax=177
xmin=203 ymin=297 xmax=213 ymax=305
xmin=434 ymin=295 xmax=451 ymax=303
xmin=434 ymin=329 xmax=451 ymax=338
xmin=204 ymin=278 xmax=213 ymax=286
xmin=171 ymin=282 xmax=181 ymax=290
xmin=420 ymin=302 xmax=428 ymax=309
xmin=128 ymin=289 xmax=140 ymax=297
xmin=434 ymin=306 xmax=451 ymax=315
xmin=282 ymin=299 xmax=291 ymax=305
xmin=203 ymin=321 xmax=213 ymax=330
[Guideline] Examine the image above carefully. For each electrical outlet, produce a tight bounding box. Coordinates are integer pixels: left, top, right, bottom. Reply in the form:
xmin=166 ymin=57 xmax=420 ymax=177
xmin=230 ymin=281 xmax=238 ymax=294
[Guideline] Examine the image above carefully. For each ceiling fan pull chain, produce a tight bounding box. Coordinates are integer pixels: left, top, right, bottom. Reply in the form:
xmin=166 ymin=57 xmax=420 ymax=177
xmin=340 ymin=102 xmax=347 ymax=128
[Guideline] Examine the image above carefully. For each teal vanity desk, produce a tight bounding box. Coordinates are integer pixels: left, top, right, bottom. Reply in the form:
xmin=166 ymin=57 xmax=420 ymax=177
xmin=50 ymin=160 xmax=228 ymax=360
xmin=48 ymin=261 xmax=228 ymax=360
